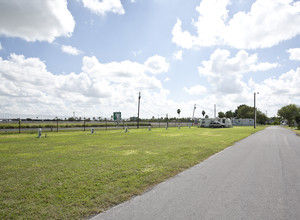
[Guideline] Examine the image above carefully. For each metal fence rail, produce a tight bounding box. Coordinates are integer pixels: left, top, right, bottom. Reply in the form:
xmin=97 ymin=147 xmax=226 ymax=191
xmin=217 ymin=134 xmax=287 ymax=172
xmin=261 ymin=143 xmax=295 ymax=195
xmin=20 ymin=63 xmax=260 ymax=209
xmin=0 ymin=120 xmax=195 ymax=134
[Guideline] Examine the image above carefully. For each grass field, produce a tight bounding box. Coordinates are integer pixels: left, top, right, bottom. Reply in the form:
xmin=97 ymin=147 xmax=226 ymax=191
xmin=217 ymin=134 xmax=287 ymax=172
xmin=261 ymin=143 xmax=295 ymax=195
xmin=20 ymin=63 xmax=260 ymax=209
xmin=0 ymin=126 xmax=265 ymax=219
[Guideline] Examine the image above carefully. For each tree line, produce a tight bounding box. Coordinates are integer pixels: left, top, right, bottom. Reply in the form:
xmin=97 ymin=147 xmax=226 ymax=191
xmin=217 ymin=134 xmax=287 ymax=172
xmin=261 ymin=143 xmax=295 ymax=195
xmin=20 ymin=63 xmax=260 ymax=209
xmin=217 ymin=104 xmax=300 ymax=127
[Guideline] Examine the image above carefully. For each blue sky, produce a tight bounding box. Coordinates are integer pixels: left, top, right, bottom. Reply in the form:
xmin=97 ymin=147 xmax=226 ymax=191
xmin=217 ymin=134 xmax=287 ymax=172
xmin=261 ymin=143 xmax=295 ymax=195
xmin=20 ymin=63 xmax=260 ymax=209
xmin=0 ymin=0 xmax=299 ymax=119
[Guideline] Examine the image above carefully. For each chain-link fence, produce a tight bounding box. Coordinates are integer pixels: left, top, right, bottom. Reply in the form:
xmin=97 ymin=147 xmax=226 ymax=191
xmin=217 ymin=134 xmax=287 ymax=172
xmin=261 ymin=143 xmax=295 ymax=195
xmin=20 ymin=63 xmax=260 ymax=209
xmin=0 ymin=119 xmax=196 ymax=134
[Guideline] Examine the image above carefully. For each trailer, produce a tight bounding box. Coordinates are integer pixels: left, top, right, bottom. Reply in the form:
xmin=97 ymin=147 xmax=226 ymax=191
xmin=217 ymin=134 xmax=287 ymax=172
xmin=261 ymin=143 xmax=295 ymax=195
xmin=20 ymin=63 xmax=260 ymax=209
xmin=199 ymin=118 xmax=232 ymax=128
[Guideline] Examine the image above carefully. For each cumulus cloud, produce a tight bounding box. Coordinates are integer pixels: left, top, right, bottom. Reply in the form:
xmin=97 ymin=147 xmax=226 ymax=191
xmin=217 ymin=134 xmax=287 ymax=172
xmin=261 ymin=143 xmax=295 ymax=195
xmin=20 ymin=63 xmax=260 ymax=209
xmin=81 ymin=0 xmax=125 ymax=15
xmin=198 ymin=49 xmax=278 ymax=94
xmin=61 ymin=45 xmax=82 ymax=55
xmin=184 ymin=85 xmax=207 ymax=95
xmin=261 ymin=68 xmax=300 ymax=97
xmin=287 ymin=48 xmax=300 ymax=61
xmin=0 ymin=54 xmax=171 ymax=118
xmin=173 ymin=50 xmax=183 ymax=60
xmin=144 ymin=55 xmax=170 ymax=74
xmin=0 ymin=53 xmax=298 ymax=118
xmin=131 ymin=50 xmax=142 ymax=57
xmin=246 ymin=68 xmax=300 ymax=116
xmin=172 ymin=0 xmax=300 ymax=49
xmin=186 ymin=68 xmax=300 ymax=118
xmin=0 ymin=0 xmax=75 ymax=42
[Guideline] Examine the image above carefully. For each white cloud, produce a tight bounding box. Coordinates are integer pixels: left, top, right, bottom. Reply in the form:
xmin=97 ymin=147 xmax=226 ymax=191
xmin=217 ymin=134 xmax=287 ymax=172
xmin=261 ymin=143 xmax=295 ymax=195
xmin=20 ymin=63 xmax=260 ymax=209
xmin=61 ymin=45 xmax=82 ymax=56
xmin=198 ymin=49 xmax=278 ymax=94
xmin=287 ymin=48 xmax=300 ymax=61
xmin=261 ymin=68 xmax=300 ymax=97
xmin=131 ymin=50 xmax=142 ymax=57
xmin=172 ymin=0 xmax=300 ymax=49
xmin=144 ymin=55 xmax=170 ymax=74
xmin=246 ymin=68 xmax=300 ymax=116
xmin=81 ymin=0 xmax=125 ymax=16
xmin=184 ymin=85 xmax=207 ymax=95
xmin=0 ymin=53 xmax=299 ymax=119
xmin=0 ymin=0 xmax=75 ymax=42
xmin=172 ymin=19 xmax=197 ymax=49
xmin=0 ymin=53 xmax=172 ymax=118
xmin=173 ymin=50 xmax=183 ymax=60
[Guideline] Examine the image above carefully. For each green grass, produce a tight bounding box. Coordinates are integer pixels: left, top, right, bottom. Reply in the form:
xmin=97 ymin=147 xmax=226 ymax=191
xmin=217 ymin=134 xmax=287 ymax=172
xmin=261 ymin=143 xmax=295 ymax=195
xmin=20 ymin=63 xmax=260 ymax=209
xmin=0 ymin=126 xmax=265 ymax=219
xmin=294 ymin=129 xmax=300 ymax=136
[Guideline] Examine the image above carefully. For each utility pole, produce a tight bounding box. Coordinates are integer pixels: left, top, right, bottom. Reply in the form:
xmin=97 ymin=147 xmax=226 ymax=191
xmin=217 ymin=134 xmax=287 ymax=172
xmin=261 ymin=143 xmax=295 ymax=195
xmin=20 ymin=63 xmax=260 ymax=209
xmin=166 ymin=113 xmax=169 ymax=128
xmin=192 ymin=104 xmax=196 ymax=126
xmin=137 ymin=92 xmax=141 ymax=128
xmin=214 ymin=104 xmax=216 ymax=118
xmin=254 ymin=92 xmax=259 ymax=129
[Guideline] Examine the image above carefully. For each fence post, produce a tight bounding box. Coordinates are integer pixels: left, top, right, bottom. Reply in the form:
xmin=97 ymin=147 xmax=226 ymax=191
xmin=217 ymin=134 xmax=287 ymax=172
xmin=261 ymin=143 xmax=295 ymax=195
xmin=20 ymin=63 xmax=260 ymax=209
xmin=84 ymin=120 xmax=86 ymax=131
xmin=106 ymin=119 xmax=107 ymax=131
xmin=19 ymin=119 xmax=21 ymax=133
xmin=56 ymin=118 xmax=58 ymax=132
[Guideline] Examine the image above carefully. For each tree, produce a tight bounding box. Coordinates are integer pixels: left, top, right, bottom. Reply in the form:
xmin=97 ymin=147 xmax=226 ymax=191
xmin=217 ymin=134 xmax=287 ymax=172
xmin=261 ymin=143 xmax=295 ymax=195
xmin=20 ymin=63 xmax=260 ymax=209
xmin=236 ymin=104 xmax=254 ymax=119
xmin=269 ymin=116 xmax=280 ymax=125
xmin=295 ymin=115 xmax=300 ymax=129
xmin=278 ymin=104 xmax=300 ymax=127
xmin=177 ymin=109 xmax=181 ymax=119
xmin=295 ymin=115 xmax=300 ymax=130
xmin=256 ymin=110 xmax=268 ymax=125
xmin=218 ymin=111 xmax=225 ymax=118
xmin=225 ymin=110 xmax=234 ymax=118
xmin=202 ymin=110 xmax=205 ymax=118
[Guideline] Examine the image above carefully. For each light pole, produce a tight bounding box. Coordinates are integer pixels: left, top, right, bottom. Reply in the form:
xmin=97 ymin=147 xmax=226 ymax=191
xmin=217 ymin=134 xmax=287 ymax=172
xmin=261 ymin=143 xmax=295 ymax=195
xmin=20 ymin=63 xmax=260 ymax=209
xmin=192 ymin=104 xmax=196 ymax=126
xmin=254 ymin=92 xmax=259 ymax=129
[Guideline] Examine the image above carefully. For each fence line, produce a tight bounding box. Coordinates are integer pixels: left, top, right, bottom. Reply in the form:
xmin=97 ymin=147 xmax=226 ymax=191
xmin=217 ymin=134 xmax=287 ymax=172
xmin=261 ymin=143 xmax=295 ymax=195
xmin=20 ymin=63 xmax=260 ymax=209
xmin=0 ymin=120 xmax=196 ymax=134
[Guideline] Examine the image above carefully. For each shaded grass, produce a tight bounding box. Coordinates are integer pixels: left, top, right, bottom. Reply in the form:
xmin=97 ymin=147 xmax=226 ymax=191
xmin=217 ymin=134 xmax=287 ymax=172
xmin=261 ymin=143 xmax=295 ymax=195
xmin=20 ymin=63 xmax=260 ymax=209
xmin=0 ymin=126 xmax=265 ymax=219
xmin=294 ymin=129 xmax=300 ymax=136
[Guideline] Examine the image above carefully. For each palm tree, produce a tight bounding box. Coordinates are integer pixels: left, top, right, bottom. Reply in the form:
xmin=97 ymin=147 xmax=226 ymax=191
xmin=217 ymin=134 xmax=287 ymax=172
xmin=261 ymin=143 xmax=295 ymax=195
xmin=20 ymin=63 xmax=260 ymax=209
xmin=177 ymin=109 xmax=181 ymax=119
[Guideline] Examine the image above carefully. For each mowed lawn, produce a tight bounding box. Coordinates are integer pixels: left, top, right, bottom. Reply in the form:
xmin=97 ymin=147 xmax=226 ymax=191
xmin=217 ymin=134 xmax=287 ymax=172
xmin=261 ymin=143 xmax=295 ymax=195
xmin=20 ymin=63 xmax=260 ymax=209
xmin=0 ymin=126 xmax=265 ymax=219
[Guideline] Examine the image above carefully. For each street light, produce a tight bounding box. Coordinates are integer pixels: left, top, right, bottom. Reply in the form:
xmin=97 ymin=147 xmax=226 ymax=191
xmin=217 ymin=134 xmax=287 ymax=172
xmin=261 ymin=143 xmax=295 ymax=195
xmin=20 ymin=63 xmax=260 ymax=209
xmin=254 ymin=92 xmax=259 ymax=129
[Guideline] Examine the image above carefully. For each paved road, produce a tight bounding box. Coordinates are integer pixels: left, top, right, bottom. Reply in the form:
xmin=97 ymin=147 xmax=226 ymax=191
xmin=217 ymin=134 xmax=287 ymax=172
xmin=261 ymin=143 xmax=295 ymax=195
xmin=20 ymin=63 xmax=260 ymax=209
xmin=91 ymin=126 xmax=300 ymax=220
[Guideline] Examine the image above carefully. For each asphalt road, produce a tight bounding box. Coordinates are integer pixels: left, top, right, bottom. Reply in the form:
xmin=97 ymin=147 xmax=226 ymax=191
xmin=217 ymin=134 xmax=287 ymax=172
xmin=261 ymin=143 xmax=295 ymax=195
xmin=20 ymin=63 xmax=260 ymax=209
xmin=91 ymin=126 xmax=300 ymax=220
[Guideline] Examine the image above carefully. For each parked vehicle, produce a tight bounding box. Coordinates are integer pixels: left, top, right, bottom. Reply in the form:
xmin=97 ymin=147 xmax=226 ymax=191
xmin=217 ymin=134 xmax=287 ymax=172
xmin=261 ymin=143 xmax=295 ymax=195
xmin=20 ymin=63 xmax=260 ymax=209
xmin=209 ymin=121 xmax=225 ymax=128
xmin=200 ymin=118 xmax=232 ymax=128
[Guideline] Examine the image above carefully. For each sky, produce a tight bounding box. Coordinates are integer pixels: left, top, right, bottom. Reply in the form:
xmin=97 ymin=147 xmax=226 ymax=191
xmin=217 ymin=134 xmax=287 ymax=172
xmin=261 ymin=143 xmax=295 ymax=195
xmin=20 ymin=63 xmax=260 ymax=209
xmin=0 ymin=0 xmax=300 ymax=120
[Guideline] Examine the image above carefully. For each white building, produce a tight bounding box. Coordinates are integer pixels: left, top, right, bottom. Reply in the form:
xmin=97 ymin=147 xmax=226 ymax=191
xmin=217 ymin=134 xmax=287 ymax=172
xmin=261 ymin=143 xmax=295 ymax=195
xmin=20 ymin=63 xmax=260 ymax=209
xmin=232 ymin=118 xmax=254 ymax=126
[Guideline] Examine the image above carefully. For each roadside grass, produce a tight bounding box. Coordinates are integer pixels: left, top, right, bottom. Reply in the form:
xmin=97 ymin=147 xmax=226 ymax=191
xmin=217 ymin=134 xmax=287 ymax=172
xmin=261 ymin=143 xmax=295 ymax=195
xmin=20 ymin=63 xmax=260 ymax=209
xmin=285 ymin=126 xmax=300 ymax=136
xmin=294 ymin=129 xmax=300 ymax=136
xmin=0 ymin=126 xmax=265 ymax=219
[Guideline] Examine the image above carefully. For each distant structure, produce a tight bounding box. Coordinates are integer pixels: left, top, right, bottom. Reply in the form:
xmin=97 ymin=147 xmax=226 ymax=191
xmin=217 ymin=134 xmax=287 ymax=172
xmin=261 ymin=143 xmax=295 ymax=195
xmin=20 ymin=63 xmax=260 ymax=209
xmin=232 ymin=118 xmax=254 ymax=126
xmin=199 ymin=118 xmax=232 ymax=128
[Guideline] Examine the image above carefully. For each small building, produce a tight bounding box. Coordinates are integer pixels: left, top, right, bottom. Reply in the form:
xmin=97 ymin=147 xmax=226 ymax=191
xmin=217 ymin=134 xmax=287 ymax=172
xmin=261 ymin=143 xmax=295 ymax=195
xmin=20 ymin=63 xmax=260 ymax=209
xmin=232 ymin=118 xmax=254 ymax=126
xmin=199 ymin=118 xmax=232 ymax=128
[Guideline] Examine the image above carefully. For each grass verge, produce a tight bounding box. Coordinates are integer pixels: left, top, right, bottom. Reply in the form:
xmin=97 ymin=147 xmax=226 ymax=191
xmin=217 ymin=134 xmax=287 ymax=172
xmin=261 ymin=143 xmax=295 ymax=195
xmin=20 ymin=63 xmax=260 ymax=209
xmin=0 ymin=126 xmax=265 ymax=219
